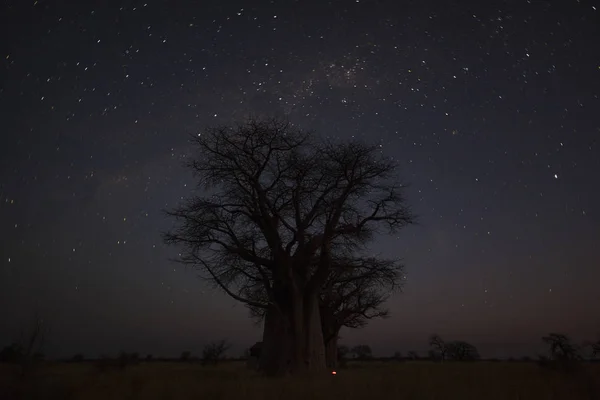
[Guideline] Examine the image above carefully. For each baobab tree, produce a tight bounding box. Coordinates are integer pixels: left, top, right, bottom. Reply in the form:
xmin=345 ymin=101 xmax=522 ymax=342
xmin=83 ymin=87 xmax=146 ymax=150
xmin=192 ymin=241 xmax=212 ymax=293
xmin=248 ymin=255 xmax=403 ymax=368
xmin=163 ymin=117 xmax=414 ymax=375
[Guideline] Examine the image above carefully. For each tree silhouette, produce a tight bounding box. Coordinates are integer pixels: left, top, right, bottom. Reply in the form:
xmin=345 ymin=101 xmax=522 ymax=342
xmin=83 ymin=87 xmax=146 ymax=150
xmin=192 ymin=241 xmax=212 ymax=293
xmin=444 ymin=341 xmax=480 ymax=361
xmin=20 ymin=312 xmax=48 ymax=366
xmin=201 ymin=340 xmax=230 ymax=366
xmin=542 ymin=333 xmax=581 ymax=361
xmin=581 ymin=337 xmax=600 ymax=360
xmin=0 ymin=312 xmax=49 ymax=376
xmin=428 ymin=334 xmax=446 ymax=362
xmin=428 ymin=335 xmax=479 ymax=361
xmin=164 ymin=117 xmax=413 ymax=375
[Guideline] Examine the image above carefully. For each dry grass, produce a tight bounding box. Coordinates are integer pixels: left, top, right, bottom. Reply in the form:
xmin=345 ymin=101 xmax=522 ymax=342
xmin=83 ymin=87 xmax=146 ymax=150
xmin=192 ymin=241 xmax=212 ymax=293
xmin=1 ymin=360 xmax=599 ymax=400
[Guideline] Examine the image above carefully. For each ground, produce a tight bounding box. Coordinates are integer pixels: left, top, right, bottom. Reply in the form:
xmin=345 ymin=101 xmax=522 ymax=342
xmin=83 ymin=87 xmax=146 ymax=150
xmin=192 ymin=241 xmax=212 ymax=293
xmin=1 ymin=360 xmax=599 ymax=399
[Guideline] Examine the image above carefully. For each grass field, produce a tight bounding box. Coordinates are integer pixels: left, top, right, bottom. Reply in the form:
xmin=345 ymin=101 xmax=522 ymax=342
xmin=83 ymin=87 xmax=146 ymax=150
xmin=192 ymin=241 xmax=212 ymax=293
xmin=1 ymin=360 xmax=599 ymax=400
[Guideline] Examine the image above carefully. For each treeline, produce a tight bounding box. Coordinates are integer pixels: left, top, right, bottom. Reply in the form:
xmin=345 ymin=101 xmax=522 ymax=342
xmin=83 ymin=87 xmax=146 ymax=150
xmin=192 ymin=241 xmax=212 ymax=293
xmin=335 ymin=333 xmax=600 ymax=366
xmin=0 ymin=338 xmax=233 ymax=374
xmin=2 ymin=332 xmax=599 ymax=368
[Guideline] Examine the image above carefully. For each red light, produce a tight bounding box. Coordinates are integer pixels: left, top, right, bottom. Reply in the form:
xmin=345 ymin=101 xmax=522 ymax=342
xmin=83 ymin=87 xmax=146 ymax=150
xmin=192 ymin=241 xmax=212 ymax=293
xmin=331 ymin=371 xmax=337 ymax=375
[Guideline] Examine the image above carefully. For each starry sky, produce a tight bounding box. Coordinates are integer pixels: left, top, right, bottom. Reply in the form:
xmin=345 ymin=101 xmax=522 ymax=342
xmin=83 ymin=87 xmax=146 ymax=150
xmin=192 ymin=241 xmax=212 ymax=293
xmin=1 ymin=0 xmax=599 ymax=360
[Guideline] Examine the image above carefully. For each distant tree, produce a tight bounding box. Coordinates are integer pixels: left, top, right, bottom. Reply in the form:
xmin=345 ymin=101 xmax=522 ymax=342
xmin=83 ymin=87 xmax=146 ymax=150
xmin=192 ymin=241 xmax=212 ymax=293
xmin=393 ymin=351 xmax=402 ymax=360
xmin=163 ymin=117 xmax=414 ymax=375
xmin=351 ymin=344 xmax=373 ymax=360
xmin=445 ymin=341 xmax=480 ymax=361
xmin=407 ymin=351 xmax=419 ymax=360
xmin=428 ymin=334 xmax=446 ymax=362
xmin=0 ymin=312 xmax=49 ymax=377
xmin=539 ymin=333 xmax=584 ymax=373
xmin=180 ymin=351 xmax=192 ymax=362
xmin=145 ymin=354 xmax=153 ymax=361
xmin=542 ymin=333 xmax=581 ymax=361
xmin=20 ymin=312 xmax=48 ymax=364
xmin=72 ymin=353 xmax=84 ymax=362
xmin=201 ymin=340 xmax=230 ymax=366
xmin=521 ymin=356 xmax=531 ymax=362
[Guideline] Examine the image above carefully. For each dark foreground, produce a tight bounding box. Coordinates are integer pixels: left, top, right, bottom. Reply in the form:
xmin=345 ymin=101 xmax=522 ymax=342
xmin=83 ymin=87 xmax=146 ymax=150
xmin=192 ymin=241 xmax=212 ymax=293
xmin=1 ymin=360 xmax=599 ymax=399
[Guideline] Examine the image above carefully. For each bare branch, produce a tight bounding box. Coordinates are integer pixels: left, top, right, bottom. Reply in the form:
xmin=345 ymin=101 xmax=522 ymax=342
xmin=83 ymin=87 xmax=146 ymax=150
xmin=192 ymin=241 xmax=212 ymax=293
xmin=163 ymin=116 xmax=415 ymax=372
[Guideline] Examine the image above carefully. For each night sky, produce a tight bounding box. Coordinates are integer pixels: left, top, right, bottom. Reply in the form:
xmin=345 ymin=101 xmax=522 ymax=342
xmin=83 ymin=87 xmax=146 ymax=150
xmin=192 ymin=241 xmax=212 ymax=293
xmin=1 ymin=0 xmax=599 ymax=360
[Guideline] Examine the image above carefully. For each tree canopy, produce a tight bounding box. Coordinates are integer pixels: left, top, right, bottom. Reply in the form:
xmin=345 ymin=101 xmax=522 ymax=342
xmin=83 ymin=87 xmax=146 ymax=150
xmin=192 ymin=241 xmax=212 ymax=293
xmin=164 ymin=117 xmax=414 ymax=375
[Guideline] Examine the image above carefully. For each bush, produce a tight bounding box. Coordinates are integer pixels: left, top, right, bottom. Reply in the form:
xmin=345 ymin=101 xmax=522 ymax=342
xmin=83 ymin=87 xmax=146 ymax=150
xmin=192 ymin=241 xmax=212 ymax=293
xmin=94 ymin=352 xmax=139 ymax=373
xmin=351 ymin=345 xmax=372 ymax=360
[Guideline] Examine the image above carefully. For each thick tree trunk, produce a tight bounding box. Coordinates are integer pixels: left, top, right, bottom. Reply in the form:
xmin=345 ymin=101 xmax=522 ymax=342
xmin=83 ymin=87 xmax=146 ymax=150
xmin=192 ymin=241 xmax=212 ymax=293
xmin=325 ymin=335 xmax=338 ymax=369
xmin=294 ymin=291 xmax=326 ymax=373
xmin=259 ymin=304 xmax=293 ymax=376
xmin=259 ymin=290 xmax=326 ymax=375
xmin=320 ymin=307 xmax=339 ymax=369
